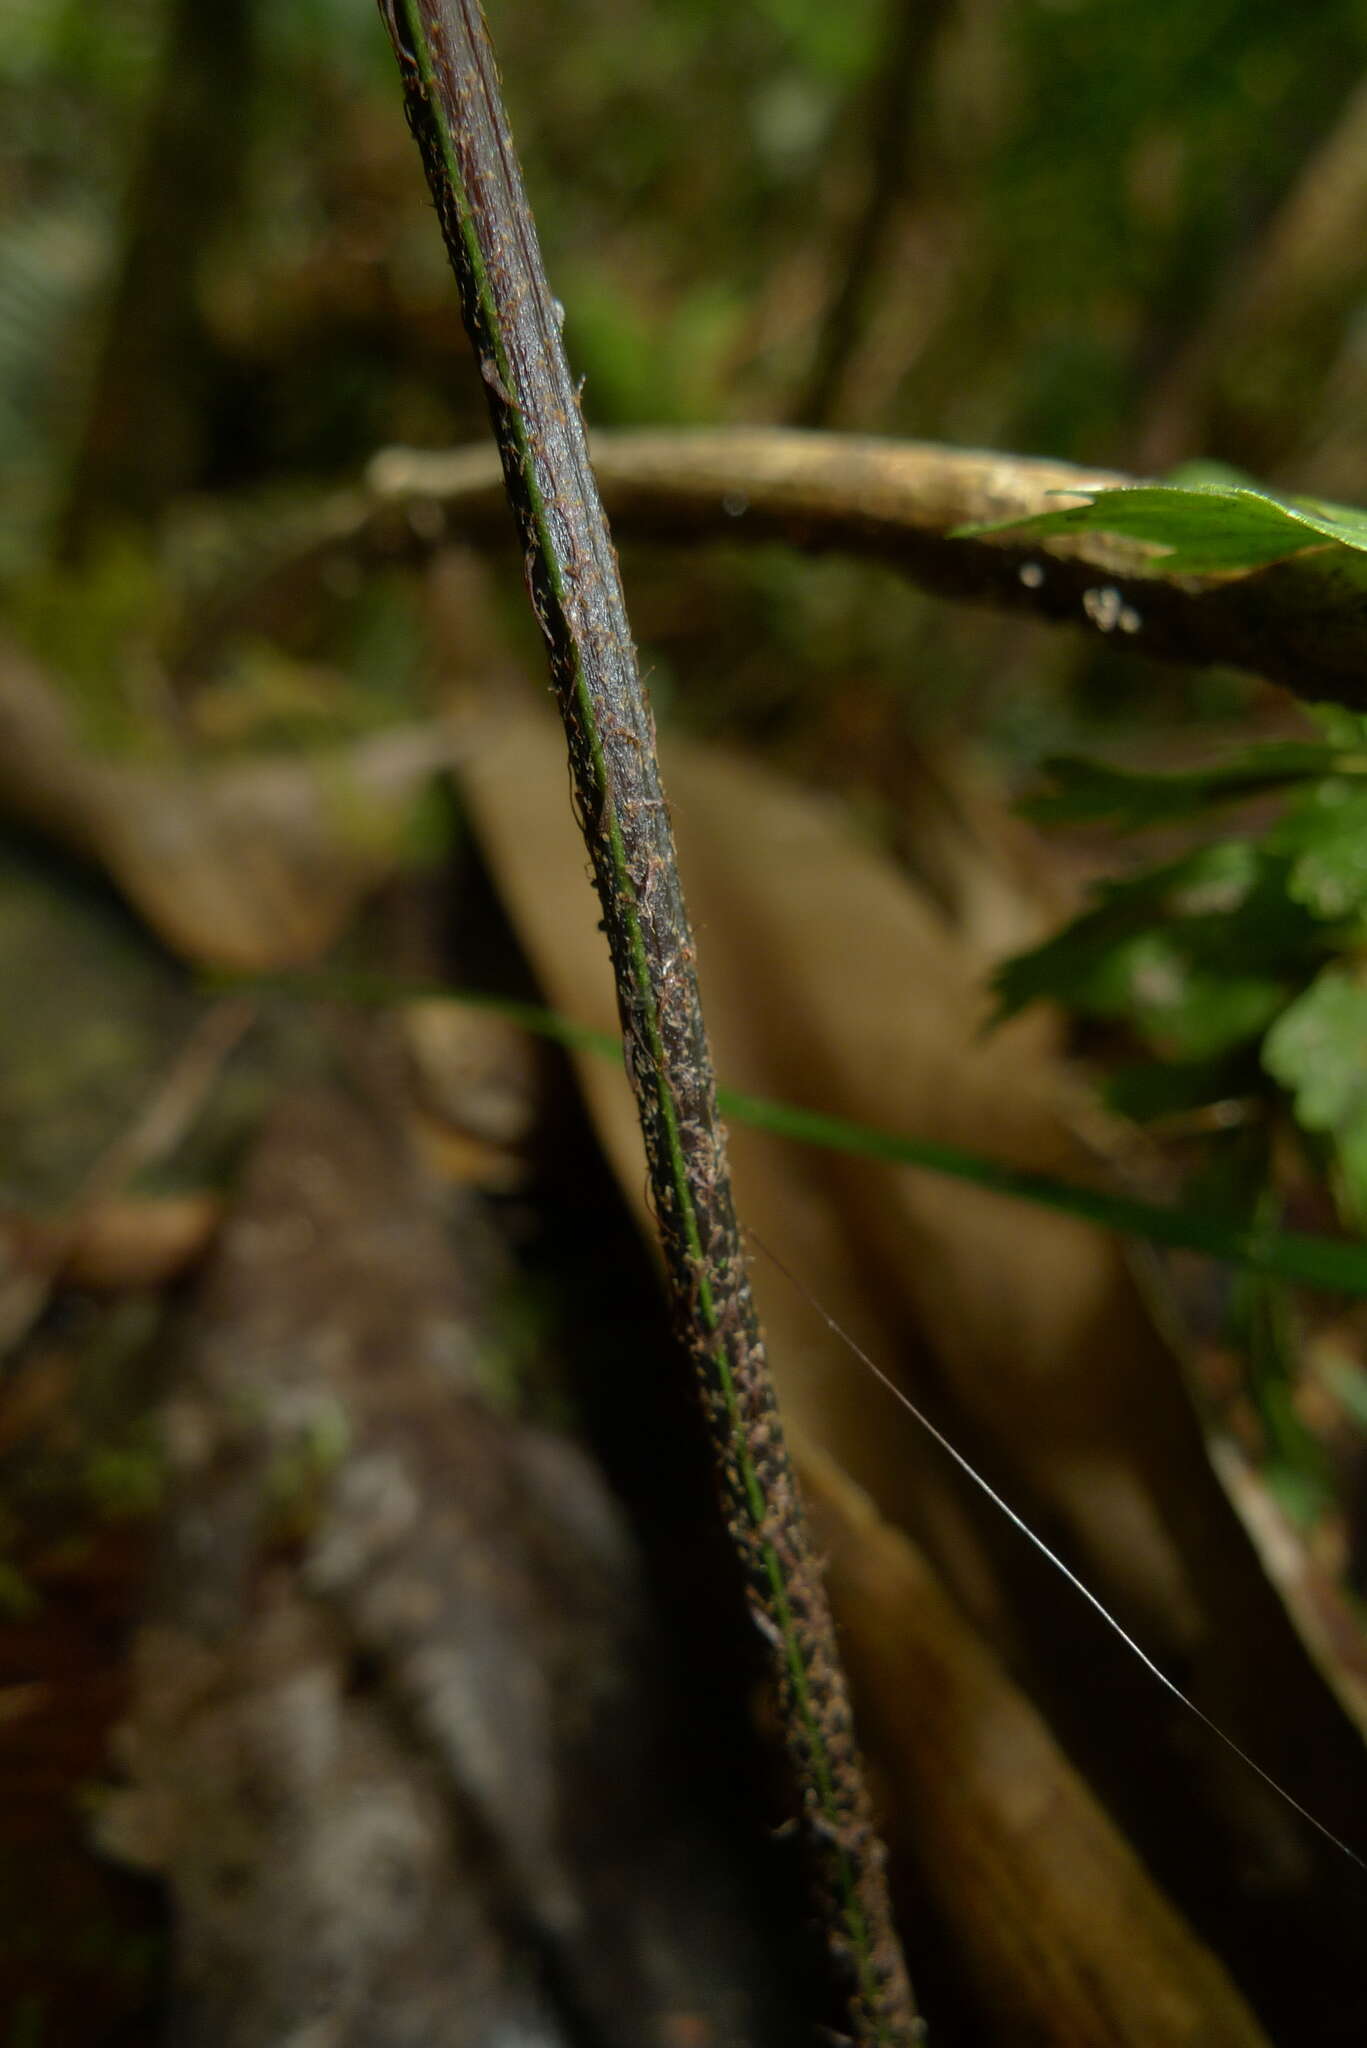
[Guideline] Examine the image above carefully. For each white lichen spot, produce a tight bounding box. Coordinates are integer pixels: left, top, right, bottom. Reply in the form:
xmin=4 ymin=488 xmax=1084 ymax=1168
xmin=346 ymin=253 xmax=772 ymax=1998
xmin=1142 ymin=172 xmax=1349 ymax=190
xmin=1019 ymin=560 xmax=1045 ymax=589
xmin=1082 ymin=585 xmax=1125 ymax=632
xmin=305 ymin=1451 xmax=420 ymax=1590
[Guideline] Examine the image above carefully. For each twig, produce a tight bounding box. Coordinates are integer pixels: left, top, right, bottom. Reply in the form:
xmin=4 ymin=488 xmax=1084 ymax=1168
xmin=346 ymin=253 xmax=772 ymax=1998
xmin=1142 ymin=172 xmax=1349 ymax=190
xmin=796 ymin=0 xmax=955 ymax=426
xmin=200 ymin=426 xmax=1367 ymax=709
xmin=61 ymin=0 xmax=254 ymax=551
xmin=0 ymin=998 xmax=254 ymax=1355
xmin=376 ymin=3 xmax=920 ymax=2040
xmin=74 ymin=997 xmax=257 ymax=1208
xmin=370 ymin=431 xmax=1367 ymax=708
xmin=1137 ymin=71 xmax=1367 ymax=477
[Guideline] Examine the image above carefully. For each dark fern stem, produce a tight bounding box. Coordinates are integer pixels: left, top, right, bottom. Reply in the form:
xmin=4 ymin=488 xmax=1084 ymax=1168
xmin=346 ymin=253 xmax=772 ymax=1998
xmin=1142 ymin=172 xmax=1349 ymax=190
xmin=377 ymin=2 xmax=921 ymax=2037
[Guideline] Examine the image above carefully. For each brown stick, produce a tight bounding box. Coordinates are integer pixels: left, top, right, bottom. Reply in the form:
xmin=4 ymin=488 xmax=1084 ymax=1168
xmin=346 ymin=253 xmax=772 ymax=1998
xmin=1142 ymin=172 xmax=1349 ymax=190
xmin=796 ymin=0 xmax=956 ymax=426
xmin=387 ymin=429 xmax=1367 ymax=707
xmin=376 ymin=2 xmax=920 ymax=2038
xmin=200 ymin=424 xmax=1366 ymax=711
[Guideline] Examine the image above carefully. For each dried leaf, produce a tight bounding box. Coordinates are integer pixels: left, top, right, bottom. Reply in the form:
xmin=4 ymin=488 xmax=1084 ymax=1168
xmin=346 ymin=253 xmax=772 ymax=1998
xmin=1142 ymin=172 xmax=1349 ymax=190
xmin=457 ymin=699 xmax=1367 ymax=2034
xmin=0 ymin=635 xmax=456 ymax=969
xmin=60 ymin=1190 xmax=222 ymax=1291
xmin=797 ymin=1437 xmax=1274 ymax=2048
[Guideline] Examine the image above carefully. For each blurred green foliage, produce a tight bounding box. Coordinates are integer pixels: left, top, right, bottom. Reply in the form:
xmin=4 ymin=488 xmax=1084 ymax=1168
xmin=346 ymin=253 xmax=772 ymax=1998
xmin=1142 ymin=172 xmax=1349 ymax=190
xmin=3 ymin=0 xmax=1364 ymax=779
xmin=999 ymin=711 xmax=1367 ymax=1232
xmin=6 ymin=0 xmax=1367 ymax=516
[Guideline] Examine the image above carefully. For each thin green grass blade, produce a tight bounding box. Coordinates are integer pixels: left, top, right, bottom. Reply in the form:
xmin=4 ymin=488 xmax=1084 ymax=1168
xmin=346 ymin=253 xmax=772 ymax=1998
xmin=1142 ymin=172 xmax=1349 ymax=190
xmin=233 ymin=972 xmax=1367 ymax=1296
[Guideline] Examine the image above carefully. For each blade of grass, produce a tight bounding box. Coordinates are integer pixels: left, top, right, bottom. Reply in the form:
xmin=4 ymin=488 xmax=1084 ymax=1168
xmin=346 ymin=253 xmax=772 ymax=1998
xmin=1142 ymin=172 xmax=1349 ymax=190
xmin=227 ymin=969 xmax=1367 ymax=1297
xmin=437 ymin=990 xmax=1367 ymax=1295
xmin=721 ymin=1087 xmax=1367 ymax=1295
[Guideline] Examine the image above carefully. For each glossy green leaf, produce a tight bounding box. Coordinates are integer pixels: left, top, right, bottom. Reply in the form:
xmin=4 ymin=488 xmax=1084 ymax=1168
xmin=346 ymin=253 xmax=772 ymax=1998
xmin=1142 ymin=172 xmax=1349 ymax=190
xmin=959 ymin=481 xmax=1367 ymax=578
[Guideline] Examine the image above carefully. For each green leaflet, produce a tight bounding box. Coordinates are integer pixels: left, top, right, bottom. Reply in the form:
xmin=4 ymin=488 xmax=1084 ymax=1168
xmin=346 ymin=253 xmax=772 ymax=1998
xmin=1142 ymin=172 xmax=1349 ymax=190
xmin=1264 ymin=968 xmax=1367 ymax=1229
xmin=1001 ymin=716 xmax=1367 ymax=1239
xmin=1270 ymin=781 xmax=1367 ymax=922
xmin=993 ymin=841 xmax=1320 ymax=1061
xmin=957 ymin=480 xmax=1367 ymax=579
